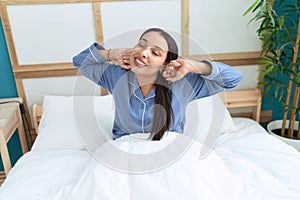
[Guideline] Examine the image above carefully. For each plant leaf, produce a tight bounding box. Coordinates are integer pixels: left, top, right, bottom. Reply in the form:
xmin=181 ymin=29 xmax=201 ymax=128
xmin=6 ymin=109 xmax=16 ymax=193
xmin=267 ymin=3 xmax=276 ymax=27
xmin=243 ymin=0 xmax=261 ymax=16
xmin=256 ymin=59 xmax=274 ymax=65
xmin=260 ymin=65 xmax=275 ymax=79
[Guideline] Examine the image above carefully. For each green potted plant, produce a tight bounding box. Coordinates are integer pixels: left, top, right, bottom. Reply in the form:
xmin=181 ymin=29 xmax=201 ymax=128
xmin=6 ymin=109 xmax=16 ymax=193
xmin=244 ymin=0 xmax=299 ymax=149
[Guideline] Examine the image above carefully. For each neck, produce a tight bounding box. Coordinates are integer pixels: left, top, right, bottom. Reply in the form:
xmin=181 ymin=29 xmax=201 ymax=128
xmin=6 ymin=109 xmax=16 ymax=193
xmin=136 ymin=75 xmax=156 ymax=97
xmin=140 ymin=84 xmax=155 ymax=97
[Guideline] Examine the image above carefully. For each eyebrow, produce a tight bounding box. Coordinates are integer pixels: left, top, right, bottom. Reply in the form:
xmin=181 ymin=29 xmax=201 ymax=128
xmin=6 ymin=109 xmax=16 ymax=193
xmin=140 ymin=38 xmax=164 ymax=52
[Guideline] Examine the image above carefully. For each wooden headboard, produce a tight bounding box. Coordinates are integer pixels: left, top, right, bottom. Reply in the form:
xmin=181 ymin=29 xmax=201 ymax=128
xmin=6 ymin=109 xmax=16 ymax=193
xmin=32 ymin=88 xmax=262 ymax=135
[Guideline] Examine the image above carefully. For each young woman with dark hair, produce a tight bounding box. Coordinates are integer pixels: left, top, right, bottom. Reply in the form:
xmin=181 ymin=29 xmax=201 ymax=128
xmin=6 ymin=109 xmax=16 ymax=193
xmin=73 ymin=28 xmax=242 ymax=140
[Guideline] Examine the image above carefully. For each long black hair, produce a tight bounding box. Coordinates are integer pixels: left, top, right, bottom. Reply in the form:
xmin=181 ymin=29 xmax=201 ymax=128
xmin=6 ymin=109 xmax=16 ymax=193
xmin=139 ymin=28 xmax=178 ymax=140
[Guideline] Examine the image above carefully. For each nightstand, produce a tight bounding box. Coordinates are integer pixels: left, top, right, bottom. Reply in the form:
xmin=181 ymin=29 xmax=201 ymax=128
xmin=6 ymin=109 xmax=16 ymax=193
xmin=0 ymin=98 xmax=28 ymax=179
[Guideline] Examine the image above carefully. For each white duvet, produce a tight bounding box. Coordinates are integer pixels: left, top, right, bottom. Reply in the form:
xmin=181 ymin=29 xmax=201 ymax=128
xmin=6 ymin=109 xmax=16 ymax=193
xmin=1 ymin=118 xmax=300 ymax=200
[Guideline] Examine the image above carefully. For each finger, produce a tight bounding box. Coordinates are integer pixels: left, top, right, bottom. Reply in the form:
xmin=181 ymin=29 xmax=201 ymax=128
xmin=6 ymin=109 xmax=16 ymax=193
xmin=167 ymin=65 xmax=174 ymax=71
xmin=162 ymin=70 xmax=168 ymax=78
xmin=168 ymin=60 xmax=181 ymax=67
xmin=166 ymin=77 xmax=175 ymax=82
xmin=123 ymin=58 xmax=130 ymax=65
xmin=165 ymin=69 xmax=173 ymax=78
xmin=123 ymin=60 xmax=131 ymax=69
xmin=166 ymin=76 xmax=181 ymax=82
xmin=164 ymin=66 xmax=175 ymax=77
xmin=121 ymin=63 xmax=131 ymax=70
xmin=122 ymin=55 xmax=130 ymax=59
xmin=121 ymin=54 xmax=129 ymax=62
xmin=126 ymin=49 xmax=133 ymax=53
xmin=170 ymin=69 xmax=176 ymax=78
xmin=166 ymin=62 xmax=175 ymax=68
xmin=162 ymin=70 xmax=172 ymax=79
xmin=166 ymin=71 xmax=184 ymax=82
xmin=175 ymin=57 xmax=185 ymax=64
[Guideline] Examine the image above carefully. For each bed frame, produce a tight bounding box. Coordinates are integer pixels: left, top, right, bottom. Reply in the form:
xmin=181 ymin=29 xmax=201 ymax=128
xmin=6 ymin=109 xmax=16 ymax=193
xmin=32 ymin=88 xmax=262 ymax=134
xmin=0 ymin=0 xmax=270 ymax=147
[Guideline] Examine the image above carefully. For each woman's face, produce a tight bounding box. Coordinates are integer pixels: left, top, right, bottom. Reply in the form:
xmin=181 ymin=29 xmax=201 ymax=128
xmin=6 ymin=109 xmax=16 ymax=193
xmin=129 ymin=31 xmax=169 ymax=77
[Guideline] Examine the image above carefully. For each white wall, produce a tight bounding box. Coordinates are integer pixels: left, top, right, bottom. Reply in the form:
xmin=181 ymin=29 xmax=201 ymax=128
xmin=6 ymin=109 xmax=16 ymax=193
xmin=189 ymin=0 xmax=260 ymax=54
xmin=6 ymin=0 xmax=260 ymax=111
xmin=8 ymin=3 xmax=96 ymax=64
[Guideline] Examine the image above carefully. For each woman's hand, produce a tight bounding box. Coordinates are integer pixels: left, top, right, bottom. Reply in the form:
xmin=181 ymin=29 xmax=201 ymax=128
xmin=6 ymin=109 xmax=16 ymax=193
xmin=162 ymin=58 xmax=212 ymax=82
xmin=105 ymin=48 xmax=132 ymax=70
xmin=162 ymin=58 xmax=192 ymax=82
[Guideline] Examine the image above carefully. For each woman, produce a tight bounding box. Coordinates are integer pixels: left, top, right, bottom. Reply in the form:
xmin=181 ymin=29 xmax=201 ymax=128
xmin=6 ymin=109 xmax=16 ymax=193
xmin=73 ymin=28 xmax=242 ymax=140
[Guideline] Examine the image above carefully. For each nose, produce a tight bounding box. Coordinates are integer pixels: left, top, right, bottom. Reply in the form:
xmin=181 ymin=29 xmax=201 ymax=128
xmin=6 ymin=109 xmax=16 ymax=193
xmin=140 ymin=47 xmax=150 ymax=59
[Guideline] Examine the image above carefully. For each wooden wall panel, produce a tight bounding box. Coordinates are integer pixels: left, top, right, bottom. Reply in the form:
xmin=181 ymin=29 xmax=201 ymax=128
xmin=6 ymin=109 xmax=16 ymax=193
xmin=0 ymin=0 xmax=263 ymax=148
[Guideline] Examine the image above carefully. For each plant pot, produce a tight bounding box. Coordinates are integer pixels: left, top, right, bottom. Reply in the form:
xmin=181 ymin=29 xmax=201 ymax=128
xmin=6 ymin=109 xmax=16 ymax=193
xmin=267 ymin=120 xmax=300 ymax=151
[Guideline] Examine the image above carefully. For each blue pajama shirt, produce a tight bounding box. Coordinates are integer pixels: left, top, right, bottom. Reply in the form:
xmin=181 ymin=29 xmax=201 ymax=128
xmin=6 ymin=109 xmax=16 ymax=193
xmin=73 ymin=42 xmax=242 ymax=139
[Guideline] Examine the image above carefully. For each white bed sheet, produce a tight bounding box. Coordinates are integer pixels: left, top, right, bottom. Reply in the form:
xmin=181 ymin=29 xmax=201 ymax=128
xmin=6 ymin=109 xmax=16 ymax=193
xmin=1 ymin=118 xmax=300 ymax=200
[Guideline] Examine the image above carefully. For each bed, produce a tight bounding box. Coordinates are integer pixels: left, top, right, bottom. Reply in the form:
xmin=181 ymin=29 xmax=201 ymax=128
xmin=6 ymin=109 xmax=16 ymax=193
xmin=0 ymin=89 xmax=300 ymax=200
xmin=1 ymin=0 xmax=300 ymax=199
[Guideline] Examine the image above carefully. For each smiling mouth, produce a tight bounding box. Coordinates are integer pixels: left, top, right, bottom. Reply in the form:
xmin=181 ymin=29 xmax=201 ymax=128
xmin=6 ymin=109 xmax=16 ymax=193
xmin=134 ymin=58 xmax=148 ymax=67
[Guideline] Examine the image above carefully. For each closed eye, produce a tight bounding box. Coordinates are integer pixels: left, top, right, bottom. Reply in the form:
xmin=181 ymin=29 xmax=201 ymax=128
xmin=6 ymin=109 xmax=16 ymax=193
xmin=152 ymin=50 xmax=160 ymax=56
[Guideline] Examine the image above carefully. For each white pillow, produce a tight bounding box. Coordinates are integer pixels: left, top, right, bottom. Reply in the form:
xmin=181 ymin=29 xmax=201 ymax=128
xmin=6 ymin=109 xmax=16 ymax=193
xmin=32 ymin=93 xmax=236 ymax=151
xmin=31 ymin=95 xmax=115 ymax=151
xmin=184 ymin=93 xmax=238 ymax=144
